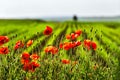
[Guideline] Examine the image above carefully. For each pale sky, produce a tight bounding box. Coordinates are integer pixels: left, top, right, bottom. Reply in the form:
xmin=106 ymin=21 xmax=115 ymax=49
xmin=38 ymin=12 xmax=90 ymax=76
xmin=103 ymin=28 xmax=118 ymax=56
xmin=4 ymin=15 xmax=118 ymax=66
xmin=0 ymin=0 xmax=120 ymax=18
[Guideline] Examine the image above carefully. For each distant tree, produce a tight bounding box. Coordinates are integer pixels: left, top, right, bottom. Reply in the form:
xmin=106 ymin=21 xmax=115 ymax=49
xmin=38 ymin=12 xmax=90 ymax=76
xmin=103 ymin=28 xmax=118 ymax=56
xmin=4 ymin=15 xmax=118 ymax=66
xmin=73 ymin=15 xmax=78 ymax=21
xmin=73 ymin=15 xmax=78 ymax=27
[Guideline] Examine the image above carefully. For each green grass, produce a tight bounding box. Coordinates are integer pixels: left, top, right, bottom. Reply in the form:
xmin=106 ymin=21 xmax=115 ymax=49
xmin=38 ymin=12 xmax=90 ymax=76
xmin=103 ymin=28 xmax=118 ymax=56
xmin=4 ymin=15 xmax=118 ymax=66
xmin=0 ymin=20 xmax=120 ymax=80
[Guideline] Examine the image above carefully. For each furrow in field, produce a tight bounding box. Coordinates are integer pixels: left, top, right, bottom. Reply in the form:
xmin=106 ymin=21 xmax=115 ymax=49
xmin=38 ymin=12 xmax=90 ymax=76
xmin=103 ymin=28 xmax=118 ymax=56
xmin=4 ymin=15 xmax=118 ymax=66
xmin=26 ymin=23 xmax=64 ymax=54
xmin=110 ymin=31 xmax=120 ymax=40
xmin=92 ymin=24 xmax=119 ymax=67
xmin=99 ymin=24 xmax=120 ymax=46
xmin=75 ymin=23 xmax=97 ymax=66
xmin=56 ymin=23 xmax=72 ymax=59
xmin=38 ymin=23 xmax=69 ymax=59
xmin=5 ymin=23 xmax=56 ymax=53
xmin=9 ymin=30 xmax=28 ymax=39
xmin=24 ymin=23 xmax=59 ymax=44
xmin=102 ymin=32 xmax=120 ymax=46
xmin=52 ymin=25 xmax=67 ymax=47
xmin=77 ymin=23 xmax=112 ymax=67
xmin=1 ymin=29 xmax=18 ymax=36
xmin=95 ymin=33 xmax=118 ymax=67
xmin=68 ymin=23 xmax=78 ymax=58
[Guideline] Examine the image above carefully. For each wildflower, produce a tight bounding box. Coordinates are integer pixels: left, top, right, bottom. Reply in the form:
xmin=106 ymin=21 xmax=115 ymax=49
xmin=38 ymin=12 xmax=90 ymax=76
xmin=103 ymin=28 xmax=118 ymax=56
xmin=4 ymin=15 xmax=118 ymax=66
xmin=84 ymin=39 xmax=97 ymax=50
xmin=75 ymin=30 xmax=82 ymax=36
xmin=23 ymin=63 xmax=30 ymax=71
xmin=62 ymin=59 xmax=70 ymax=64
xmin=51 ymin=47 xmax=58 ymax=55
xmin=21 ymin=59 xmax=30 ymax=64
xmin=0 ymin=36 xmax=9 ymax=46
xmin=74 ymin=41 xmax=81 ymax=47
xmin=14 ymin=40 xmax=24 ymax=50
xmin=74 ymin=34 xmax=79 ymax=38
xmin=44 ymin=46 xmax=58 ymax=55
xmin=21 ymin=52 xmax=30 ymax=60
xmin=44 ymin=46 xmax=53 ymax=53
xmin=61 ymin=41 xmax=81 ymax=50
xmin=84 ymin=39 xmax=91 ymax=50
xmin=66 ymin=34 xmax=71 ymax=40
xmin=43 ymin=26 xmax=52 ymax=35
xmin=30 ymin=53 xmax=39 ymax=60
xmin=65 ymin=29 xmax=82 ymax=40
xmin=91 ymin=41 xmax=97 ymax=50
xmin=23 ymin=62 xmax=40 ymax=72
xmin=26 ymin=40 xmax=33 ymax=47
xmin=59 ymin=43 xmax=63 ymax=48
xmin=71 ymin=33 xmax=75 ymax=40
xmin=29 ymin=62 xmax=40 ymax=72
xmin=21 ymin=52 xmax=40 ymax=72
xmin=0 ymin=47 xmax=9 ymax=54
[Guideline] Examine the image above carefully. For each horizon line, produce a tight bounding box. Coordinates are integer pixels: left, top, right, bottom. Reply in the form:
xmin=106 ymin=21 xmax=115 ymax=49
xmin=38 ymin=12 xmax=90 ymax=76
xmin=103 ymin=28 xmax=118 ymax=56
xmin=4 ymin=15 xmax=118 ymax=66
xmin=0 ymin=15 xmax=120 ymax=19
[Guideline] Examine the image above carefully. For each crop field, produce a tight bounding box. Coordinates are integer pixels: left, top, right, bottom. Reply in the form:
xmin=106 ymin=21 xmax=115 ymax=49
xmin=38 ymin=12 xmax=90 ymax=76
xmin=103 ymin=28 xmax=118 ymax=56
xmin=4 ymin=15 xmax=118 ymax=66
xmin=0 ymin=20 xmax=120 ymax=80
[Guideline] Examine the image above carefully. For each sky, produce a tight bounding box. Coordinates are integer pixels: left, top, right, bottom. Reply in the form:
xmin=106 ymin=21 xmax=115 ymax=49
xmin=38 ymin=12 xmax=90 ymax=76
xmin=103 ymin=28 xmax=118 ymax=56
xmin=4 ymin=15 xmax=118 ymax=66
xmin=0 ymin=0 xmax=120 ymax=18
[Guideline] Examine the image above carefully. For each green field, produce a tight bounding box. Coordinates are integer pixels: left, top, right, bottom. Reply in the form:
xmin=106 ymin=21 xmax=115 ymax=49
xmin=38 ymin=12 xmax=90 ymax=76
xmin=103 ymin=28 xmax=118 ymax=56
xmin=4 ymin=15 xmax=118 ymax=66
xmin=0 ymin=20 xmax=120 ymax=80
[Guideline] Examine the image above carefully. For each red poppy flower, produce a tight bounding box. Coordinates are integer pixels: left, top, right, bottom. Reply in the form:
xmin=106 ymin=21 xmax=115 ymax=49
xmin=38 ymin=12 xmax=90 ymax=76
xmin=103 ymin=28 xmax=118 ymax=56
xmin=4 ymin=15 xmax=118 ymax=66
xmin=63 ymin=45 xmax=70 ymax=50
xmin=84 ymin=39 xmax=91 ymax=50
xmin=23 ymin=63 xmax=30 ymax=71
xmin=59 ymin=43 xmax=63 ymax=48
xmin=44 ymin=46 xmax=58 ymax=55
xmin=61 ymin=41 xmax=81 ymax=50
xmin=0 ymin=36 xmax=9 ymax=46
xmin=21 ymin=52 xmax=30 ymax=60
xmin=74 ymin=34 xmax=79 ymax=38
xmin=84 ymin=39 xmax=97 ymax=50
xmin=75 ymin=30 xmax=82 ymax=36
xmin=74 ymin=41 xmax=81 ymax=46
xmin=43 ymin=26 xmax=52 ymax=35
xmin=91 ymin=41 xmax=97 ymax=50
xmin=44 ymin=46 xmax=53 ymax=53
xmin=23 ymin=62 xmax=40 ymax=72
xmin=30 ymin=53 xmax=39 ymax=60
xmin=66 ymin=34 xmax=71 ymax=40
xmin=0 ymin=47 xmax=9 ymax=54
xmin=65 ymin=29 xmax=82 ymax=40
xmin=14 ymin=40 xmax=24 ymax=50
xmin=51 ymin=47 xmax=58 ymax=55
xmin=21 ymin=52 xmax=40 ymax=72
xmin=21 ymin=59 xmax=30 ymax=64
xmin=29 ymin=62 xmax=40 ymax=72
xmin=71 ymin=33 xmax=76 ymax=40
xmin=62 ymin=59 xmax=70 ymax=64
xmin=63 ymin=42 xmax=71 ymax=50
xmin=63 ymin=45 xmax=71 ymax=50
xmin=26 ymin=40 xmax=33 ymax=47
xmin=45 ymin=46 xmax=58 ymax=54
